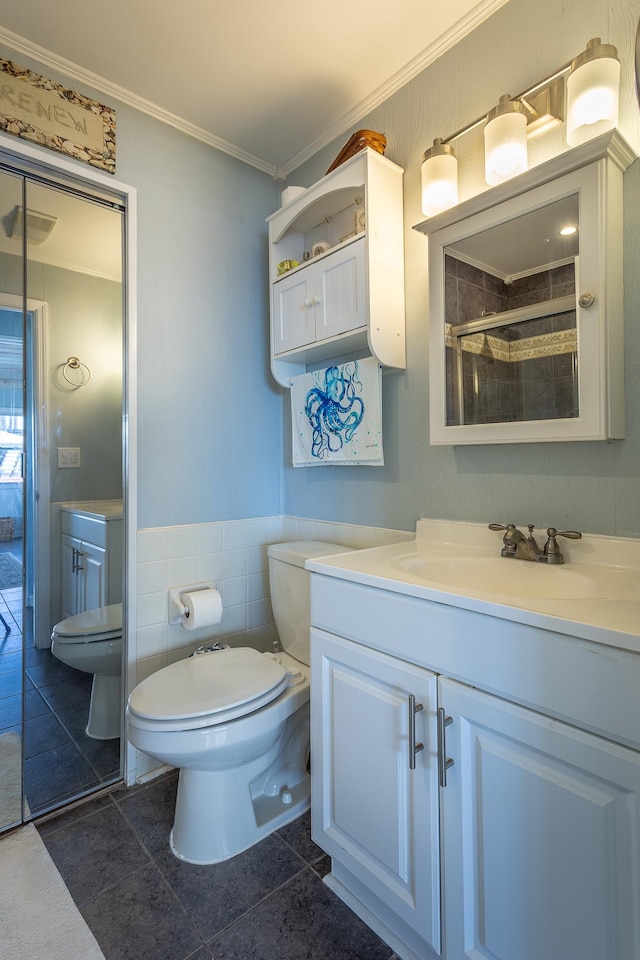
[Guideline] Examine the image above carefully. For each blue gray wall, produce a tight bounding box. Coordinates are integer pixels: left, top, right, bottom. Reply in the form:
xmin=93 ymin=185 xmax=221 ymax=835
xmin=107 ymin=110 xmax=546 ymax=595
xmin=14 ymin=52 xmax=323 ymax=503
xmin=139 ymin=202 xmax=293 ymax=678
xmin=284 ymin=0 xmax=640 ymax=537
xmin=3 ymin=0 xmax=640 ymax=540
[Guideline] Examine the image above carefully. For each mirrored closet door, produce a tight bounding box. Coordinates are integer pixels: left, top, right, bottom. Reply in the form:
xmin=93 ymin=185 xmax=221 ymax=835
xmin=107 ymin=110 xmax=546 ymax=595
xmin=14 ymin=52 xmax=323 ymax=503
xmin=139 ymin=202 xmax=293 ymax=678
xmin=0 ymin=160 xmax=125 ymax=831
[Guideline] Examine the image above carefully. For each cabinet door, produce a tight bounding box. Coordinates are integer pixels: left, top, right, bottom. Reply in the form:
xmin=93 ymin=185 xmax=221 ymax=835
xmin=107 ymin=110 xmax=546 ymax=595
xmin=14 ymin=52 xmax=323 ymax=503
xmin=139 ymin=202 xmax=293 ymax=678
xmin=272 ymin=270 xmax=316 ymax=354
xmin=440 ymin=677 xmax=640 ymax=960
xmin=78 ymin=541 xmax=108 ymax=613
xmin=311 ymin=628 xmax=441 ymax=954
xmin=61 ymin=533 xmax=81 ymax=618
xmin=315 ymin=241 xmax=365 ymax=342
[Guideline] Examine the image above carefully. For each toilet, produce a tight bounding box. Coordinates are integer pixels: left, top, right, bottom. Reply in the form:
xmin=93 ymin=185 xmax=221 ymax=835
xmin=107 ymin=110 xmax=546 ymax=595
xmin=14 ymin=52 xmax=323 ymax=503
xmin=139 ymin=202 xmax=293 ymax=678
xmin=126 ymin=540 xmax=353 ymax=865
xmin=51 ymin=603 xmax=123 ymax=740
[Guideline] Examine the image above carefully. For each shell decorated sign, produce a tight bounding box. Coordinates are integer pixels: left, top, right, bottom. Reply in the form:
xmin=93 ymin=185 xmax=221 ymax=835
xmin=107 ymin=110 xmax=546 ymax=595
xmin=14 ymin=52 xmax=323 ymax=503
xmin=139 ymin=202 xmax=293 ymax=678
xmin=0 ymin=58 xmax=116 ymax=173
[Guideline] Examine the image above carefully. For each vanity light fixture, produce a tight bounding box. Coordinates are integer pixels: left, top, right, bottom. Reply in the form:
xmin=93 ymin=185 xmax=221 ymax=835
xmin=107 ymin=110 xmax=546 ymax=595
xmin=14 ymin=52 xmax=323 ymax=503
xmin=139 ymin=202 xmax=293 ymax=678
xmin=484 ymin=95 xmax=528 ymax=185
xmin=421 ymin=138 xmax=459 ymax=217
xmin=419 ymin=35 xmax=622 ymax=214
xmin=566 ymin=38 xmax=620 ymax=146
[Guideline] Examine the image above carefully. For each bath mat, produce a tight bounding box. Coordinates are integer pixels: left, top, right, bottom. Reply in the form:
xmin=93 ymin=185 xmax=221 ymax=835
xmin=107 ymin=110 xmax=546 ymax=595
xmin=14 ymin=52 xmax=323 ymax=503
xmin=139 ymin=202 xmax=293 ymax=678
xmin=0 ymin=823 xmax=106 ymax=960
xmin=0 ymin=552 xmax=22 ymax=590
xmin=0 ymin=731 xmax=24 ymax=826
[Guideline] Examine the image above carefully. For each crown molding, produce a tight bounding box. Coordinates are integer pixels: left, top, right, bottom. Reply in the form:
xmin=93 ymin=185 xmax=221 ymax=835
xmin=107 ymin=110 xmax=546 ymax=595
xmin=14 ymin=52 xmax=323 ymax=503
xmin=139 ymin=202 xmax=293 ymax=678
xmin=0 ymin=27 xmax=278 ymax=177
xmin=1 ymin=0 xmax=509 ymax=181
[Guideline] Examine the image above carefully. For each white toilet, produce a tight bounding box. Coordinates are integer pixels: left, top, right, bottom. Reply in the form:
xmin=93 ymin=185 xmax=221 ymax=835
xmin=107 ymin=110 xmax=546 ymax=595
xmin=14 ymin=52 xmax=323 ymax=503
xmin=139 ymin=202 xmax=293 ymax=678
xmin=51 ymin=603 xmax=123 ymax=740
xmin=126 ymin=540 xmax=353 ymax=865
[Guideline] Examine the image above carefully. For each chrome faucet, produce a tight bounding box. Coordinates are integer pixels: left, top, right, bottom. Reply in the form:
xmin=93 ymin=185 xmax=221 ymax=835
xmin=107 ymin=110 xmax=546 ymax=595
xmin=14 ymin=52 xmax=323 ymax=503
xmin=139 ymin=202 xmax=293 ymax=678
xmin=488 ymin=523 xmax=582 ymax=564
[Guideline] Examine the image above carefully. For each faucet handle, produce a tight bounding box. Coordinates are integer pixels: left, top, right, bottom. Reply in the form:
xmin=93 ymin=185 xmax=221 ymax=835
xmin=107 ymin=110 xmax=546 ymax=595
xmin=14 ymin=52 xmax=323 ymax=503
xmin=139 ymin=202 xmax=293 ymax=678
xmin=488 ymin=523 xmax=513 ymax=532
xmin=543 ymin=527 xmax=582 ymax=563
xmin=547 ymin=528 xmax=582 ymax=540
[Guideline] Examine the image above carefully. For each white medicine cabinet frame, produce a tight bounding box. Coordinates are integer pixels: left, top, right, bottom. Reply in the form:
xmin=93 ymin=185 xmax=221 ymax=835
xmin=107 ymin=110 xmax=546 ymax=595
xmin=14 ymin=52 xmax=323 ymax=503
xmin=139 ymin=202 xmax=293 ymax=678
xmin=267 ymin=148 xmax=406 ymax=387
xmin=416 ymin=130 xmax=637 ymax=445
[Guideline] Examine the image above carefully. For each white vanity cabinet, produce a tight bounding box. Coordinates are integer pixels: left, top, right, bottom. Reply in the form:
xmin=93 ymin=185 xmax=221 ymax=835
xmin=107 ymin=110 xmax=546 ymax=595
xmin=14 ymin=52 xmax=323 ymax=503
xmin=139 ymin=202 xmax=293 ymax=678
xmin=60 ymin=502 xmax=123 ymax=618
xmin=311 ymin=629 xmax=441 ymax=957
xmin=267 ymin=148 xmax=405 ymax=386
xmin=440 ymin=678 xmax=640 ymax=960
xmin=309 ymin=569 xmax=640 ymax=960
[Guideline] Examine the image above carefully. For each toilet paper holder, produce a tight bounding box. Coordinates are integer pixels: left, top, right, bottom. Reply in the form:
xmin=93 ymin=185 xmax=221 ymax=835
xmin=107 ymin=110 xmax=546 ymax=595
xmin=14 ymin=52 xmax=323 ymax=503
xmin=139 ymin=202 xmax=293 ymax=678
xmin=168 ymin=581 xmax=217 ymax=625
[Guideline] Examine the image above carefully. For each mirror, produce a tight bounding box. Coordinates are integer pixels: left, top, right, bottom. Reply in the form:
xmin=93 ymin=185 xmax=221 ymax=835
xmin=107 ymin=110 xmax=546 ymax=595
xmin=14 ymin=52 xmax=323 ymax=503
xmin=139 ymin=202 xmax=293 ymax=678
xmin=0 ymin=161 xmax=125 ymax=831
xmin=444 ymin=195 xmax=579 ymax=428
xmin=419 ymin=136 xmax=634 ymax=445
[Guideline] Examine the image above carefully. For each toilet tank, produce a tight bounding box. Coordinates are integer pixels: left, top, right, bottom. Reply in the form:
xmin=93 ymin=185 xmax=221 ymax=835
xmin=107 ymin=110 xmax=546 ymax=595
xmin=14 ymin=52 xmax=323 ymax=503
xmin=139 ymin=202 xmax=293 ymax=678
xmin=267 ymin=541 xmax=354 ymax=666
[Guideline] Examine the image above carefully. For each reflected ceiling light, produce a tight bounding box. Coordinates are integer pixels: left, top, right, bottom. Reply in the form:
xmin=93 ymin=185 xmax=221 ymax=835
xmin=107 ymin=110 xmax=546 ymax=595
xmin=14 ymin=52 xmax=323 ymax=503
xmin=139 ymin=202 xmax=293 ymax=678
xmin=9 ymin=206 xmax=58 ymax=245
xmin=484 ymin=95 xmax=528 ymax=186
xmin=566 ymin=38 xmax=620 ymax=146
xmin=560 ymin=225 xmax=578 ymax=236
xmin=421 ymin=138 xmax=458 ymax=218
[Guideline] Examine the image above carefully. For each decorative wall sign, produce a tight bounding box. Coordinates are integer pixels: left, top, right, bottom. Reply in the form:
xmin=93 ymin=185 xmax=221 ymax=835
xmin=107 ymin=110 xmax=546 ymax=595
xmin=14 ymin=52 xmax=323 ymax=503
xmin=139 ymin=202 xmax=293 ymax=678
xmin=0 ymin=59 xmax=116 ymax=173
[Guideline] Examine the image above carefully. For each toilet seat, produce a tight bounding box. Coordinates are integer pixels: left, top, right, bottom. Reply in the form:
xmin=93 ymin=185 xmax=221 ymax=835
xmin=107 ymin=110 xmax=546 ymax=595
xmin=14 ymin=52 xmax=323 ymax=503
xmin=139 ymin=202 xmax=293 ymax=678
xmin=52 ymin=603 xmax=122 ymax=643
xmin=127 ymin=647 xmax=289 ymax=731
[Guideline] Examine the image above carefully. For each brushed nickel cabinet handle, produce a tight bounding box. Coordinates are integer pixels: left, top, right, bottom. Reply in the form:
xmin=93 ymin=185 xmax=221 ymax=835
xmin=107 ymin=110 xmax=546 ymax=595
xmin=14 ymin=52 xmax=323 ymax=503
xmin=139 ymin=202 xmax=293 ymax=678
xmin=438 ymin=707 xmax=454 ymax=787
xmin=408 ymin=694 xmax=424 ymax=770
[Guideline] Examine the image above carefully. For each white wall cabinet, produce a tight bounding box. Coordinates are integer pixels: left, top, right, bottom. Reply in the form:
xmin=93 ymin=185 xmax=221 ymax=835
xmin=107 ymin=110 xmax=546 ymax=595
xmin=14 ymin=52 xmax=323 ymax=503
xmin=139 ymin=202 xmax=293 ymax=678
xmin=272 ymin=240 xmax=365 ymax=355
xmin=267 ymin=148 xmax=405 ymax=386
xmin=311 ymin=629 xmax=441 ymax=957
xmin=310 ymin=572 xmax=640 ymax=960
xmin=60 ymin=502 xmax=123 ymax=618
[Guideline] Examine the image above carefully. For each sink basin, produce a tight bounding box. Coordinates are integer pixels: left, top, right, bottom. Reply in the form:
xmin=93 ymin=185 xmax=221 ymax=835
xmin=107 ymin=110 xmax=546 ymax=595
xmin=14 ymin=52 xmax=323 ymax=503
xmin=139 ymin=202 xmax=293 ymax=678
xmin=393 ymin=554 xmax=631 ymax=600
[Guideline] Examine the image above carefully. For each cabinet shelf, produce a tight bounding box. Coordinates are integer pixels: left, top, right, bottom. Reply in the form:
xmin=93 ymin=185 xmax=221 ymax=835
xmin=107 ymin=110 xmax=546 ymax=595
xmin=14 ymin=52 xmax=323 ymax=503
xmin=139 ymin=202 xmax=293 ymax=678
xmin=268 ymin=148 xmax=406 ymax=387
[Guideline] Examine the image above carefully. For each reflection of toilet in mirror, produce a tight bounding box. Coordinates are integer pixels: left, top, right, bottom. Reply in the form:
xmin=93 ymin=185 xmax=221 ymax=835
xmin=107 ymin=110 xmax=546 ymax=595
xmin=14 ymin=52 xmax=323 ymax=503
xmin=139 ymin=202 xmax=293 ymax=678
xmin=126 ymin=540 xmax=353 ymax=864
xmin=51 ymin=603 xmax=122 ymax=740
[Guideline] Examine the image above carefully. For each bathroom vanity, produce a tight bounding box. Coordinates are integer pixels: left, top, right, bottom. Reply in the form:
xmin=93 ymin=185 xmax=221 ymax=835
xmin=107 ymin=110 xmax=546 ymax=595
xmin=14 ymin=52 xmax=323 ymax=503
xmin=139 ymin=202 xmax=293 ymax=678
xmin=60 ymin=501 xmax=123 ymax=618
xmin=308 ymin=520 xmax=640 ymax=960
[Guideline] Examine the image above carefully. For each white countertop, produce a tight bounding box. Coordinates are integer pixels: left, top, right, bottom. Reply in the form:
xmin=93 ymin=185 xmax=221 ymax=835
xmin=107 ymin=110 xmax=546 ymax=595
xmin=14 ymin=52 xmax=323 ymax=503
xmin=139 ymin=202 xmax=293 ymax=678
xmin=60 ymin=500 xmax=123 ymax=520
xmin=306 ymin=519 xmax=640 ymax=654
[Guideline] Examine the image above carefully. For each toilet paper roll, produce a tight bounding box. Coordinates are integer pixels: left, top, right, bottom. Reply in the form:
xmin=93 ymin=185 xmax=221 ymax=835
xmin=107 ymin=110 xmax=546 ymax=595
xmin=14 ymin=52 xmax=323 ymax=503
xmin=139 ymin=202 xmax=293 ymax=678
xmin=180 ymin=589 xmax=223 ymax=631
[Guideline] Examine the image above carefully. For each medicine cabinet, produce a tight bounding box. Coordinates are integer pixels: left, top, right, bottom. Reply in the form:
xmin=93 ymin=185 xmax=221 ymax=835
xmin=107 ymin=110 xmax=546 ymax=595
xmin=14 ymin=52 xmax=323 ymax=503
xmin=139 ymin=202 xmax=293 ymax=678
xmin=415 ymin=130 xmax=637 ymax=445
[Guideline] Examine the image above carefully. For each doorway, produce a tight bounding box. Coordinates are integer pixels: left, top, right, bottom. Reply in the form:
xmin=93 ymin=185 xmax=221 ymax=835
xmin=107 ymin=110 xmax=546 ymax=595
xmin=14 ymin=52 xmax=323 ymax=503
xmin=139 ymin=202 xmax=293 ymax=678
xmin=0 ymin=151 xmax=129 ymax=831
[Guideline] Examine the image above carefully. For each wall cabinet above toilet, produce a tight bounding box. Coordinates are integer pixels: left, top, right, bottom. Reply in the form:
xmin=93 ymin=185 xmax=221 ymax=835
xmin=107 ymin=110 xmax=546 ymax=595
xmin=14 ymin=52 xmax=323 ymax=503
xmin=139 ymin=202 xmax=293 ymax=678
xmin=267 ymin=149 xmax=406 ymax=386
xmin=60 ymin=502 xmax=123 ymax=618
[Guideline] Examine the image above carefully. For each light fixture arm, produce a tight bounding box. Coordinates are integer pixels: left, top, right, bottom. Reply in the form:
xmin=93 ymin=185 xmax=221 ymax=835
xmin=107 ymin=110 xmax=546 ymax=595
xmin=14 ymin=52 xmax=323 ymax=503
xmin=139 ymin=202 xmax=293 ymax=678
xmin=438 ymin=61 xmax=572 ymax=148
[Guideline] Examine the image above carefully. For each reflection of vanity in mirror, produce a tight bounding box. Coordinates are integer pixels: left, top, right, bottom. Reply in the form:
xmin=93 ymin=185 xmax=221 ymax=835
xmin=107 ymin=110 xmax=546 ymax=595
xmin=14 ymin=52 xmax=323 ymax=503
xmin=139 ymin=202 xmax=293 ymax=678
xmin=416 ymin=130 xmax=637 ymax=444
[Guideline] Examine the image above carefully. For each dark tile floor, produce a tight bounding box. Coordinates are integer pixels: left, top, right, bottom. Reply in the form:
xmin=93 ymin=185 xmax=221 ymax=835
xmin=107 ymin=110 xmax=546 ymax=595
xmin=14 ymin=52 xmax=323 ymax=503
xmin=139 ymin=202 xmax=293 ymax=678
xmin=39 ymin=771 xmax=400 ymax=960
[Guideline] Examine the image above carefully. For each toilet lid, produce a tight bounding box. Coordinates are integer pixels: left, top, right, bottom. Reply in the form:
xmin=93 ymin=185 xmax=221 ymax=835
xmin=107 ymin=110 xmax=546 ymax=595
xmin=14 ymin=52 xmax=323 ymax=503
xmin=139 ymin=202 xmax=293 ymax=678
xmin=51 ymin=603 xmax=122 ymax=641
xmin=128 ymin=647 xmax=288 ymax=726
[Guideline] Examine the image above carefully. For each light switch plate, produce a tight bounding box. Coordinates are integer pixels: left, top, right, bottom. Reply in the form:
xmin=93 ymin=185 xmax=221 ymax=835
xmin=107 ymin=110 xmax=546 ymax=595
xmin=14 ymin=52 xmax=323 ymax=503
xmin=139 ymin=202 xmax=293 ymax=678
xmin=58 ymin=446 xmax=81 ymax=468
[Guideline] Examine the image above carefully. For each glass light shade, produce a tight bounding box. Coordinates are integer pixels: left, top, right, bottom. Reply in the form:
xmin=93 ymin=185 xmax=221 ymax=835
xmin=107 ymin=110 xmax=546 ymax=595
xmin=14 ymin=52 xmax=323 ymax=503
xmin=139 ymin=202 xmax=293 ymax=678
xmin=566 ymin=38 xmax=620 ymax=146
xmin=484 ymin=96 xmax=528 ymax=185
xmin=421 ymin=140 xmax=458 ymax=217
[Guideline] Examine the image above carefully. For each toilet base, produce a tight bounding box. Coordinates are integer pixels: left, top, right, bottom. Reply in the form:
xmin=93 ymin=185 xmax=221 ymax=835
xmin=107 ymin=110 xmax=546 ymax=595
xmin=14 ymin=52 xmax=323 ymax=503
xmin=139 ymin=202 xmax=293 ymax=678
xmin=169 ymin=703 xmax=310 ymax=864
xmin=87 ymin=674 xmax=121 ymax=740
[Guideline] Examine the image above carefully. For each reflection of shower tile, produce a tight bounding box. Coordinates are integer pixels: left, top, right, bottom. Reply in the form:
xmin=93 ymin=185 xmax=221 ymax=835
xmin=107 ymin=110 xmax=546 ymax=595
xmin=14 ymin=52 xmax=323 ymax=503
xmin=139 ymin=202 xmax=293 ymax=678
xmin=457 ymin=279 xmax=485 ymax=324
xmin=521 ymin=356 xmax=554 ymax=382
xmin=555 ymin=376 xmax=579 ymax=419
xmin=523 ymin=379 xmax=556 ymax=420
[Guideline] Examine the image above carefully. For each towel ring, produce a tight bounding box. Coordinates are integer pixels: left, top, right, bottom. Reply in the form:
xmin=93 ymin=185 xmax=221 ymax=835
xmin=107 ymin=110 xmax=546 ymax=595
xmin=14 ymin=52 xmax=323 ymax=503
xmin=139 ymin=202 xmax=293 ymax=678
xmin=63 ymin=356 xmax=91 ymax=386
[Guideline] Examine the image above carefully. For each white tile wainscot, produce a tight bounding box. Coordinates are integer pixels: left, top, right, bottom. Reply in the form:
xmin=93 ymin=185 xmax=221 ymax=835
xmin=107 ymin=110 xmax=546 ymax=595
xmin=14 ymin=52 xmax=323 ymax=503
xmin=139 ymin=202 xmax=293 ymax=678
xmin=308 ymin=519 xmax=640 ymax=960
